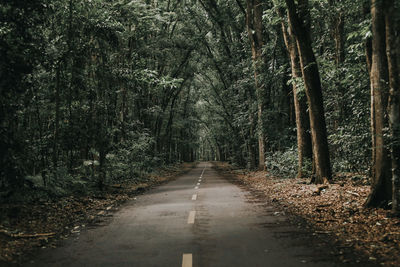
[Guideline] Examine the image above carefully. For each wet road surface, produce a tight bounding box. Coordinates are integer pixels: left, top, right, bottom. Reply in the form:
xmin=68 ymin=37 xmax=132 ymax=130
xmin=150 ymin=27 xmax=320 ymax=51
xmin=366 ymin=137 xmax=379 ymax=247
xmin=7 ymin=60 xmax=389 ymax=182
xmin=24 ymin=162 xmax=343 ymax=267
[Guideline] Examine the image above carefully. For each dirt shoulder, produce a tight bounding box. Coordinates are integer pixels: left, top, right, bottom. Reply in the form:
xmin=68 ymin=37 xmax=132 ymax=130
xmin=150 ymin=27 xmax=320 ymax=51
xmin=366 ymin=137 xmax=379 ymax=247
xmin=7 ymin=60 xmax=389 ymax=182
xmin=0 ymin=162 xmax=197 ymax=265
xmin=213 ymin=162 xmax=400 ymax=267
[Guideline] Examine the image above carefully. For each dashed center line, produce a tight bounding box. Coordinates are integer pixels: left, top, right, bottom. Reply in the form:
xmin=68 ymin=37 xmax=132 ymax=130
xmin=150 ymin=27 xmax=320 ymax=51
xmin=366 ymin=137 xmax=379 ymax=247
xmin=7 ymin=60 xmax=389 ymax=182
xmin=187 ymin=211 xmax=196 ymax=224
xmin=182 ymin=168 xmax=205 ymax=266
xmin=201 ymin=167 xmax=205 ymax=176
xmin=182 ymin=254 xmax=192 ymax=267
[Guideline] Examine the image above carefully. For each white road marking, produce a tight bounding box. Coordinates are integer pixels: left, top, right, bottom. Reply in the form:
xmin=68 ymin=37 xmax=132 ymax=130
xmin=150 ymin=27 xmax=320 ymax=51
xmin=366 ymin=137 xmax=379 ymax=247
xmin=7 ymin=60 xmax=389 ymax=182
xmin=182 ymin=254 xmax=192 ymax=267
xmin=195 ymin=186 xmax=199 ymax=189
xmin=197 ymin=182 xmax=200 ymax=186
xmin=188 ymin=211 xmax=196 ymax=224
xmin=192 ymin=194 xmax=197 ymax=200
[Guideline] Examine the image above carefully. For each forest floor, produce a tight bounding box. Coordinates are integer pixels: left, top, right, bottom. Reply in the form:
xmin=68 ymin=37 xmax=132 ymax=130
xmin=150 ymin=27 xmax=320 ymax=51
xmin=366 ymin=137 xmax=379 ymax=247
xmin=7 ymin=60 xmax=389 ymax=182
xmin=213 ymin=162 xmax=400 ymax=267
xmin=0 ymin=162 xmax=196 ymax=265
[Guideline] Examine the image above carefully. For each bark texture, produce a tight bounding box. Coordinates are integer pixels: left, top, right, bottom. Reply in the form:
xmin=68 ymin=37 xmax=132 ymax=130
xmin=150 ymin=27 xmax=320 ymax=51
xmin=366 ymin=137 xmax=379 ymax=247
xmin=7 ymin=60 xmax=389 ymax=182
xmin=285 ymin=0 xmax=332 ymax=183
xmin=246 ymin=0 xmax=266 ymax=170
xmin=279 ymin=10 xmax=312 ymax=178
xmin=385 ymin=0 xmax=400 ymax=214
xmin=365 ymin=0 xmax=392 ymax=208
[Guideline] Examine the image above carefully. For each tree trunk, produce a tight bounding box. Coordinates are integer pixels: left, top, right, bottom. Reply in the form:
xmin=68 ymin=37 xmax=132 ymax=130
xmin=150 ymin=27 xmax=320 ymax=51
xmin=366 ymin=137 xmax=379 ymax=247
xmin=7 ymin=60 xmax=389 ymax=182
xmin=328 ymin=0 xmax=345 ymax=65
xmin=328 ymin=0 xmax=346 ymax=129
xmin=279 ymin=10 xmax=312 ymax=178
xmin=248 ymin=111 xmax=257 ymax=170
xmin=53 ymin=64 xmax=61 ymax=170
xmin=285 ymin=0 xmax=332 ymax=183
xmin=246 ymin=0 xmax=266 ymax=170
xmin=385 ymin=0 xmax=400 ymax=214
xmin=365 ymin=0 xmax=392 ymax=207
xmin=120 ymin=87 xmax=127 ymax=142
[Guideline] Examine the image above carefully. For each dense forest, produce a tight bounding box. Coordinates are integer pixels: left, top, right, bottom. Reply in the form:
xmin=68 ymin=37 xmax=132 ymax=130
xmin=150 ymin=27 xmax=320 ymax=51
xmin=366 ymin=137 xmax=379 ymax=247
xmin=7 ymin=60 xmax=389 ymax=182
xmin=1 ymin=0 xmax=399 ymax=215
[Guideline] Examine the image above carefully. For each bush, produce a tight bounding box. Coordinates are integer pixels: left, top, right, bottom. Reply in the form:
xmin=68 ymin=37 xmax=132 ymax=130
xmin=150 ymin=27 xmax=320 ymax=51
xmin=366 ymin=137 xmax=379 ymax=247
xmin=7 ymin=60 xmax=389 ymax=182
xmin=265 ymin=147 xmax=308 ymax=178
xmin=106 ymin=131 xmax=157 ymax=184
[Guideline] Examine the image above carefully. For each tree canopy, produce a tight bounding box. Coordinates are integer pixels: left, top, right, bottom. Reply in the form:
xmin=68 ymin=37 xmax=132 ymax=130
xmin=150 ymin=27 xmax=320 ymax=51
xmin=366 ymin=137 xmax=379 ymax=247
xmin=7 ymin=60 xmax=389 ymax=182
xmin=1 ymin=0 xmax=399 ymax=213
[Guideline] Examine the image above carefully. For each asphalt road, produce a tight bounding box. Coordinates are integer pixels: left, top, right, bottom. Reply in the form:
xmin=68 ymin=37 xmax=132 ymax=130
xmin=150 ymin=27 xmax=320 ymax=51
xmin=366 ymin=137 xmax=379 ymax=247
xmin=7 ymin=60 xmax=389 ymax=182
xmin=24 ymin=162 xmax=342 ymax=267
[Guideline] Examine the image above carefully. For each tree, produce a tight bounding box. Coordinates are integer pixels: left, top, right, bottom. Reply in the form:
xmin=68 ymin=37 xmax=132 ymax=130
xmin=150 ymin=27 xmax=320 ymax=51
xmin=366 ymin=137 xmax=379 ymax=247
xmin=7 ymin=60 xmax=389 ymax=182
xmin=0 ymin=0 xmax=46 ymax=191
xmin=278 ymin=8 xmax=312 ymax=178
xmin=284 ymin=0 xmax=332 ymax=183
xmin=246 ymin=0 xmax=267 ymax=170
xmin=0 ymin=0 xmax=203 ymax=198
xmin=365 ymin=0 xmax=400 ymax=213
xmin=385 ymin=0 xmax=400 ymax=214
xmin=2 ymin=0 xmax=400 ymax=217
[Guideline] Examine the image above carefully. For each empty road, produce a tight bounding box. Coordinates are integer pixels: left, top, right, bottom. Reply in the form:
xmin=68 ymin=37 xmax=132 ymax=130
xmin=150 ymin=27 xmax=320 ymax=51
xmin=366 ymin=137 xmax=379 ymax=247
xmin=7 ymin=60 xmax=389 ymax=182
xmin=25 ymin=162 xmax=343 ymax=267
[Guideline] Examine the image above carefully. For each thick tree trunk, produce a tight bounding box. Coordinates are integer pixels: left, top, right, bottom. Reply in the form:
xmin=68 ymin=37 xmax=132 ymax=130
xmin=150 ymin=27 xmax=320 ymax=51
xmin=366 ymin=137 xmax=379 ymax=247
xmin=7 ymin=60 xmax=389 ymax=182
xmin=365 ymin=37 xmax=374 ymax=175
xmin=285 ymin=0 xmax=332 ymax=183
xmin=246 ymin=0 xmax=266 ymax=170
xmin=385 ymin=0 xmax=400 ymax=214
xmin=365 ymin=0 xmax=392 ymax=207
xmin=280 ymin=11 xmax=312 ymax=178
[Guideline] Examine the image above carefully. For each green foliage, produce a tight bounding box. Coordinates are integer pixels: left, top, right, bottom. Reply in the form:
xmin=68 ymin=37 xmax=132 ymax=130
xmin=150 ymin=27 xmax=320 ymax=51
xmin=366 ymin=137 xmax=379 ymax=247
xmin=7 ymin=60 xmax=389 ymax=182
xmin=0 ymin=0 xmax=48 ymax=194
xmin=0 ymin=0 xmax=202 ymax=202
xmin=106 ymin=131 xmax=157 ymax=183
xmin=0 ymin=0 xmax=382 ymax=202
xmin=329 ymin=126 xmax=370 ymax=173
xmin=265 ymin=148 xmax=312 ymax=178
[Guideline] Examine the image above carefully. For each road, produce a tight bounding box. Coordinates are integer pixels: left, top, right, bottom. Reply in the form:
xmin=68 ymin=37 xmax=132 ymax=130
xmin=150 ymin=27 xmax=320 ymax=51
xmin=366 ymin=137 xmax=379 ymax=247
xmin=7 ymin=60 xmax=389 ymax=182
xmin=25 ymin=162 xmax=342 ymax=267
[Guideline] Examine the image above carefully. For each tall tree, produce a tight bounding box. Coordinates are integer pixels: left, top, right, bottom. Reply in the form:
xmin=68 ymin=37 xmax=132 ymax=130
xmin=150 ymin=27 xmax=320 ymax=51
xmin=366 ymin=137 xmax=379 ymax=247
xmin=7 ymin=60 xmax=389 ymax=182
xmin=284 ymin=0 xmax=332 ymax=183
xmin=365 ymin=0 xmax=391 ymax=207
xmin=246 ymin=0 xmax=266 ymax=170
xmin=365 ymin=0 xmax=400 ymax=213
xmin=278 ymin=8 xmax=312 ymax=178
xmin=385 ymin=0 xmax=400 ymax=214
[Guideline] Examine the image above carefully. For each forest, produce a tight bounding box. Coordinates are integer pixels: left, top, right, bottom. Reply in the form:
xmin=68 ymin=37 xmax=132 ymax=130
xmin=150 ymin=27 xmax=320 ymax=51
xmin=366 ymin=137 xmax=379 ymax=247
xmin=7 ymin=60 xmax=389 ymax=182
xmin=1 ymin=0 xmax=400 ymax=264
